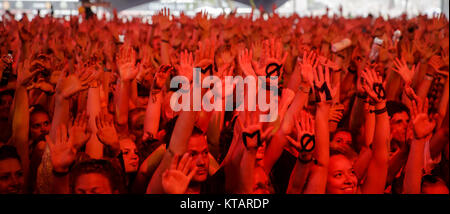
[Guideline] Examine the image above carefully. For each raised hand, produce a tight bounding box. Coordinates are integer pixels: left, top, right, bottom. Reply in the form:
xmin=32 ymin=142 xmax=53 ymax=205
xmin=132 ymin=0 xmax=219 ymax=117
xmin=56 ymin=64 xmax=100 ymax=99
xmin=27 ymin=80 xmax=55 ymax=94
xmin=195 ymin=11 xmax=211 ymax=31
xmin=238 ymin=48 xmax=255 ymax=77
xmin=153 ymin=65 xmax=173 ymax=90
xmin=117 ymin=43 xmax=138 ymax=81
xmin=285 ymin=111 xmax=316 ymax=163
xmin=329 ymin=103 xmax=345 ymax=123
xmin=47 ymin=124 xmax=77 ymax=173
xmin=177 ymin=49 xmax=194 ymax=81
xmin=153 ymin=8 xmax=172 ymax=31
xmin=194 ymin=38 xmax=215 ymax=72
xmin=69 ymin=112 xmax=91 ymax=151
xmin=361 ymin=67 xmax=385 ymax=104
xmin=162 ymin=153 xmax=198 ymax=194
xmin=428 ymin=55 xmax=448 ymax=77
xmin=410 ymin=98 xmax=435 ymax=139
xmin=312 ymin=65 xmax=338 ymax=104
xmin=392 ymin=58 xmax=417 ymax=85
xmin=252 ymin=39 xmax=288 ymax=79
xmin=17 ymin=59 xmax=38 ymax=87
xmin=237 ymin=110 xmax=274 ymax=150
xmin=95 ymin=112 xmax=120 ymax=154
xmin=297 ymin=50 xmax=318 ymax=87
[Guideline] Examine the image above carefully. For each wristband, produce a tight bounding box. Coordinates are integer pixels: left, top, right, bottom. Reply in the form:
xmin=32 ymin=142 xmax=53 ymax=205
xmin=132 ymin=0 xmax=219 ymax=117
xmin=356 ymin=93 xmax=367 ymax=100
xmin=424 ymin=74 xmax=434 ymax=80
xmin=161 ymin=40 xmax=170 ymax=44
xmin=44 ymin=90 xmax=55 ymax=96
xmin=297 ymin=156 xmax=316 ymax=164
xmin=52 ymin=169 xmax=70 ymax=177
xmin=370 ymin=106 xmax=387 ymax=115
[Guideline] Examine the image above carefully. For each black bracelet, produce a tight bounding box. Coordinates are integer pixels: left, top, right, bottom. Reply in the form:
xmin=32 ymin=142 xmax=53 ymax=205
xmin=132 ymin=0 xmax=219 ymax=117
xmin=356 ymin=93 xmax=367 ymax=100
xmin=52 ymin=169 xmax=70 ymax=177
xmin=161 ymin=40 xmax=170 ymax=44
xmin=370 ymin=107 xmax=387 ymax=115
xmin=297 ymin=156 xmax=317 ymax=165
xmin=44 ymin=90 xmax=55 ymax=96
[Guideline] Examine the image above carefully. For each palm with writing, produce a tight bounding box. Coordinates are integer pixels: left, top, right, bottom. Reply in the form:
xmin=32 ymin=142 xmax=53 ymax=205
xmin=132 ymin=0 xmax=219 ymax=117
xmin=312 ymin=65 xmax=338 ymax=104
xmin=361 ymin=67 xmax=385 ymax=104
xmin=285 ymin=111 xmax=315 ymax=162
xmin=252 ymin=39 xmax=288 ymax=78
xmin=237 ymin=110 xmax=274 ymax=150
xmin=162 ymin=153 xmax=198 ymax=194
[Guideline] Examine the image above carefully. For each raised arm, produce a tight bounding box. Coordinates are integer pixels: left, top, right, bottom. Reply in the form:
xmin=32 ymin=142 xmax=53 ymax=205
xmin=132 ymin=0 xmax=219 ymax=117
xmin=286 ymin=111 xmax=316 ymax=194
xmin=403 ymin=98 xmax=436 ymax=194
xmin=10 ymin=59 xmax=38 ymax=191
xmin=115 ymin=43 xmax=139 ymax=131
xmin=304 ymin=65 xmax=336 ymax=194
xmin=360 ymin=67 xmax=390 ymax=194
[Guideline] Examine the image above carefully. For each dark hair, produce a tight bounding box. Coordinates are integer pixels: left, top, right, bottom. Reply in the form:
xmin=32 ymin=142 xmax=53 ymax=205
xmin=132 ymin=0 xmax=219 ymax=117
xmin=70 ymin=159 xmax=124 ymax=193
xmin=386 ymin=101 xmax=410 ymax=118
xmin=329 ymin=148 xmax=357 ymax=161
xmin=163 ymin=116 xmax=205 ymax=149
xmin=0 ymin=89 xmax=14 ymax=99
xmin=0 ymin=145 xmax=21 ymax=163
xmin=422 ymin=174 xmax=444 ymax=185
xmin=30 ymin=104 xmax=50 ymax=118
xmin=128 ymin=107 xmax=146 ymax=130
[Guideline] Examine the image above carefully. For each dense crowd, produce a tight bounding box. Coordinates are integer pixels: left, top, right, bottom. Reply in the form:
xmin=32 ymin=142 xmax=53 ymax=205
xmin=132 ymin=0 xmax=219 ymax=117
xmin=0 ymin=7 xmax=448 ymax=194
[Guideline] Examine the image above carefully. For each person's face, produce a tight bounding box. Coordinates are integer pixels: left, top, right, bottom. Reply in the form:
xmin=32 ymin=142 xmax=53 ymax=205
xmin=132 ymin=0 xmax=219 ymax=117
xmin=187 ymin=135 xmax=209 ymax=183
xmin=130 ymin=112 xmax=145 ymax=140
xmin=0 ymin=94 xmax=12 ymax=119
xmin=0 ymin=158 xmax=24 ymax=194
xmin=253 ymin=167 xmax=271 ymax=194
xmin=74 ymin=173 xmax=116 ymax=194
xmin=326 ymin=155 xmax=358 ymax=194
xmin=389 ymin=112 xmax=409 ymax=143
xmin=30 ymin=112 xmax=51 ymax=142
xmin=331 ymin=131 xmax=353 ymax=149
xmin=119 ymin=138 xmax=139 ymax=173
